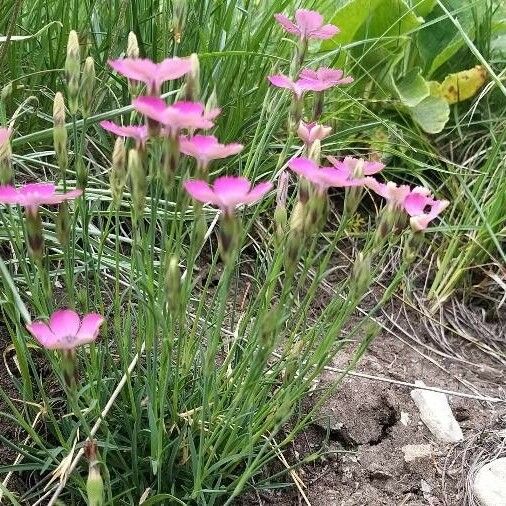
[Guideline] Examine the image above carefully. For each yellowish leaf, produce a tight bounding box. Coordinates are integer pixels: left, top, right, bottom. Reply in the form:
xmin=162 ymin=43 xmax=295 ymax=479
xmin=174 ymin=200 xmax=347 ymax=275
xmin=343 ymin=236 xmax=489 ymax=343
xmin=440 ymin=65 xmax=487 ymax=104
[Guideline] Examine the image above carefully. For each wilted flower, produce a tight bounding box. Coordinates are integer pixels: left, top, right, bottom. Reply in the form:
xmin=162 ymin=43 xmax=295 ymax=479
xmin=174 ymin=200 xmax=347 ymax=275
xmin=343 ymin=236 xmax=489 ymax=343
xmin=274 ymin=9 xmax=339 ymax=40
xmin=184 ymin=176 xmax=272 ymax=214
xmin=297 ymin=68 xmax=353 ymax=90
xmin=404 ymin=188 xmax=449 ymax=231
xmin=100 ymin=120 xmax=149 ymax=148
xmin=0 ymin=183 xmax=82 ymax=215
xmin=328 ymin=156 xmax=384 ymax=177
xmin=26 ymin=309 xmax=104 ymax=350
xmin=297 ymin=121 xmax=332 ymax=146
xmin=132 ymin=97 xmax=219 ymax=136
xmin=109 ymin=57 xmax=192 ymax=95
xmin=180 ymin=135 xmax=243 ymax=170
xmin=289 ymin=157 xmax=365 ymax=193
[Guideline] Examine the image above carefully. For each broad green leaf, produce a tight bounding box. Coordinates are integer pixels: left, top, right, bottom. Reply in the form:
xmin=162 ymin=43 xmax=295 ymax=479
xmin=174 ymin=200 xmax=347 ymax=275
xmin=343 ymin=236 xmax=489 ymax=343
xmin=406 ymin=0 xmax=437 ymax=18
xmin=393 ymin=67 xmax=430 ymax=107
xmin=409 ymin=95 xmax=450 ymax=133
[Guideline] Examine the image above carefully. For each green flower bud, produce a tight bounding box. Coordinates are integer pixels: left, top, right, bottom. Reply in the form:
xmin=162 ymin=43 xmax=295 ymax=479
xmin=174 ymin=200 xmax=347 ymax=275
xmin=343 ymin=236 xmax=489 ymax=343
xmin=84 ymin=440 xmax=104 ymax=506
xmin=183 ymin=53 xmax=200 ymax=102
xmin=80 ymin=56 xmax=95 ymax=118
xmin=308 ymin=139 xmax=321 ymax=164
xmin=1 ymin=82 xmax=13 ymax=101
xmin=127 ymin=31 xmax=139 ymax=59
xmin=76 ymin=158 xmax=88 ymax=190
xmin=65 ymin=30 xmax=81 ymax=115
xmin=219 ymin=213 xmax=240 ymax=264
xmin=162 ymin=135 xmax=180 ymax=189
xmin=165 ymin=255 xmax=182 ymax=313
xmin=55 ymin=201 xmax=70 ymax=247
xmin=53 ymin=92 xmax=68 ymax=178
xmin=128 ymin=149 xmax=146 ymax=222
xmin=172 ymin=0 xmax=187 ymax=43
xmin=110 ymin=137 xmax=127 ymax=206
xmin=0 ymin=128 xmax=12 ymax=185
xmin=313 ymin=91 xmax=325 ymax=120
xmin=350 ymin=252 xmax=371 ymax=298
xmin=25 ymin=208 xmax=44 ymax=264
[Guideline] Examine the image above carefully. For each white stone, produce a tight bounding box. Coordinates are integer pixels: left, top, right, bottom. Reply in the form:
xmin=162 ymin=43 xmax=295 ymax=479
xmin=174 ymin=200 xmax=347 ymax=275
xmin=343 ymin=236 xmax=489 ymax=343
xmin=410 ymin=380 xmax=464 ymax=443
xmin=474 ymin=458 xmax=506 ymax=506
xmin=401 ymin=444 xmax=433 ymax=462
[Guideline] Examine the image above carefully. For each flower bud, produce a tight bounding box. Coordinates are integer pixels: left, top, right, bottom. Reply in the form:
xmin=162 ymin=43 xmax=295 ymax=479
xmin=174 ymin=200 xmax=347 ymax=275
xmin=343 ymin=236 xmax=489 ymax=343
xmin=1 ymin=82 xmax=13 ymax=101
xmin=183 ymin=53 xmax=200 ymax=102
xmin=127 ymin=32 xmax=140 ymax=97
xmin=350 ymin=252 xmax=371 ymax=298
xmin=165 ymin=255 xmax=181 ymax=313
xmin=172 ymin=0 xmax=187 ymax=43
xmin=285 ymin=230 xmax=302 ymax=277
xmin=288 ymin=96 xmax=303 ymax=132
xmin=55 ymin=201 xmax=70 ymax=247
xmin=65 ymin=30 xmax=81 ymax=115
xmin=308 ymin=139 xmax=321 ymax=164
xmin=53 ymin=93 xmax=68 ymax=178
xmin=0 ymin=127 xmax=13 ymax=185
xmin=110 ymin=137 xmax=127 ymax=206
xmin=162 ymin=136 xmax=180 ymax=189
xmin=76 ymin=158 xmax=88 ymax=190
xmin=128 ymin=149 xmax=146 ymax=221
xmin=25 ymin=208 xmax=44 ymax=264
xmin=80 ymin=56 xmax=95 ymax=118
xmin=84 ymin=440 xmax=104 ymax=506
xmin=313 ymin=91 xmax=325 ymax=120
xmin=289 ymin=201 xmax=306 ymax=234
xmin=205 ymin=87 xmax=219 ymax=116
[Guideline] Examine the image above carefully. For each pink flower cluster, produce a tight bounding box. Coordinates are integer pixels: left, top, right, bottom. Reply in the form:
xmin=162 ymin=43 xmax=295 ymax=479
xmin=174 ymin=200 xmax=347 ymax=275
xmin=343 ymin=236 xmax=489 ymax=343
xmin=275 ymin=9 xmax=339 ymax=41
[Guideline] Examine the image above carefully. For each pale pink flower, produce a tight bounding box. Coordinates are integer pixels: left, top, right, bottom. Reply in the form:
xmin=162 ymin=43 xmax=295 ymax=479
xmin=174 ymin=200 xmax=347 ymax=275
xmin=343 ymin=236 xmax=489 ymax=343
xmin=274 ymin=9 xmax=339 ymax=40
xmin=365 ymin=178 xmax=412 ymax=207
xmin=289 ymin=157 xmax=365 ymax=193
xmin=27 ymin=309 xmax=104 ymax=350
xmin=108 ymin=57 xmax=192 ymax=94
xmin=100 ymin=120 xmax=148 ymax=147
xmin=268 ymin=74 xmax=304 ymax=98
xmin=0 ymin=183 xmax=82 ymax=215
xmin=179 ymin=135 xmax=243 ymax=167
xmin=297 ymin=121 xmax=332 ymax=145
xmin=0 ymin=127 xmax=10 ymax=146
xmin=297 ymin=68 xmax=353 ymax=91
xmin=327 ymin=156 xmax=384 ymax=177
xmin=132 ymin=97 xmax=219 ymax=136
xmin=184 ymin=176 xmax=272 ymax=214
xmin=404 ymin=189 xmax=449 ymax=231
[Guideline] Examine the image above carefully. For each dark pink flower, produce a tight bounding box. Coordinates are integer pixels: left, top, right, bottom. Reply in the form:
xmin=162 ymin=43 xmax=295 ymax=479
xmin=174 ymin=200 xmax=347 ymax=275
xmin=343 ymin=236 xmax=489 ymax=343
xmin=179 ymin=135 xmax=243 ymax=167
xmin=108 ymin=57 xmax=192 ymax=94
xmin=132 ymin=97 xmax=219 ymax=136
xmin=404 ymin=188 xmax=449 ymax=231
xmin=298 ymin=68 xmax=353 ymax=91
xmin=0 ymin=183 xmax=82 ymax=215
xmin=184 ymin=176 xmax=272 ymax=213
xmin=289 ymin=157 xmax=365 ymax=192
xmin=27 ymin=309 xmax=104 ymax=350
xmin=274 ymin=9 xmax=339 ymax=40
xmin=100 ymin=120 xmax=148 ymax=146
xmin=297 ymin=121 xmax=332 ymax=145
xmin=327 ymin=156 xmax=384 ymax=177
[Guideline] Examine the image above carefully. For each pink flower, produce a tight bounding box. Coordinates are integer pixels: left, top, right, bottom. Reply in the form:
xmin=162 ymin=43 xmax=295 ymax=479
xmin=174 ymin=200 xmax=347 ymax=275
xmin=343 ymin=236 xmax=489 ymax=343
xmin=0 ymin=183 xmax=82 ymax=215
xmin=297 ymin=68 xmax=353 ymax=91
xmin=327 ymin=156 xmax=384 ymax=177
xmin=100 ymin=120 xmax=148 ymax=146
xmin=26 ymin=309 xmax=104 ymax=350
xmin=297 ymin=121 xmax=332 ymax=145
xmin=268 ymin=74 xmax=304 ymax=98
xmin=404 ymin=188 xmax=449 ymax=231
xmin=132 ymin=97 xmax=219 ymax=136
xmin=179 ymin=135 xmax=243 ymax=167
xmin=0 ymin=127 xmax=10 ymax=146
xmin=108 ymin=57 xmax=192 ymax=94
xmin=184 ymin=176 xmax=272 ymax=214
xmin=365 ymin=178 xmax=412 ymax=207
xmin=274 ymin=9 xmax=339 ymax=40
xmin=289 ymin=157 xmax=365 ymax=192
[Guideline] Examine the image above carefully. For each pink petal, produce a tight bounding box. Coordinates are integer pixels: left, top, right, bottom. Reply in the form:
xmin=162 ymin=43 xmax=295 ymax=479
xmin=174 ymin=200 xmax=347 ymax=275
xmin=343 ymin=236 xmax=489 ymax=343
xmin=410 ymin=215 xmax=431 ymax=232
xmin=318 ymin=167 xmax=364 ymax=188
xmin=100 ymin=121 xmax=148 ymax=142
xmin=243 ymin=181 xmax=273 ymax=205
xmin=109 ymin=58 xmax=157 ymax=84
xmin=213 ymin=176 xmax=251 ymax=208
xmin=49 ymin=309 xmax=80 ymax=339
xmin=295 ymin=9 xmax=324 ymax=37
xmin=288 ymin=157 xmax=323 ymax=186
xmin=268 ymin=74 xmax=295 ymax=91
xmin=298 ymin=69 xmax=318 ymax=81
xmin=172 ymin=101 xmax=205 ymax=115
xmin=274 ymin=13 xmax=301 ymax=36
xmin=404 ymin=192 xmax=431 ymax=216
xmin=75 ymin=313 xmax=104 ymax=345
xmin=132 ymin=96 xmax=167 ymax=123
xmin=0 ymin=185 xmax=18 ymax=204
xmin=363 ymin=160 xmax=385 ymax=175
xmin=205 ymin=107 xmax=221 ymax=120
xmin=0 ymin=127 xmax=10 ymax=145
xmin=19 ymin=183 xmax=56 ymax=198
xmin=184 ymin=179 xmax=219 ymax=206
xmin=310 ymin=24 xmax=340 ymax=40
xmin=26 ymin=322 xmax=59 ymax=349
xmin=156 ymin=57 xmax=192 ymax=84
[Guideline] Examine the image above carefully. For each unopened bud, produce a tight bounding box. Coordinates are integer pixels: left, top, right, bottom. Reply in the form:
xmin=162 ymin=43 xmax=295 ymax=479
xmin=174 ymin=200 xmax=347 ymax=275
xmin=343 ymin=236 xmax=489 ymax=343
xmin=313 ymin=91 xmax=325 ymax=120
xmin=289 ymin=201 xmax=305 ymax=233
xmin=308 ymin=139 xmax=321 ymax=163
xmin=84 ymin=440 xmax=104 ymax=506
xmin=110 ymin=137 xmax=127 ymax=205
xmin=65 ymin=30 xmax=81 ymax=115
xmin=285 ymin=230 xmax=302 ymax=276
xmin=76 ymin=158 xmax=88 ymax=190
xmin=1 ymin=82 xmax=13 ymax=101
xmin=350 ymin=252 xmax=371 ymax=298
xmin=55 ymin=201 xmax=70 ymax=247
xmin=127 ymin=32 xmax=139 ymax=59
xmin=25 ymin=208 xmax=44 ymax=264
xmin=53 ymin=93 xmax=68 ymax=177
xmin=128 ymin=149 xmax=146 ymax=221
xmin=162 ymin=136 xmax=180 ymax=188
xmin=0 ymin=127 xmax=13 ymax=185
xmin=288 ymin=96 xmax=303 ymax=132
xmin=165 ymin=255 xmax=181 ymax=313
xmin=205 ymin=87 xmax=219 ymax=116
xmin=183 ymin=53 xmax=200 ymax=102
xmin=172 ymin=0 xmax=187 ymax=43
xmin=218 ymin=213 xmax=240 ymax=264
xmin=344 ymin=187 xmax=363 ymax=216
xmin=80 ymin=57 xmax=95 ymax=118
